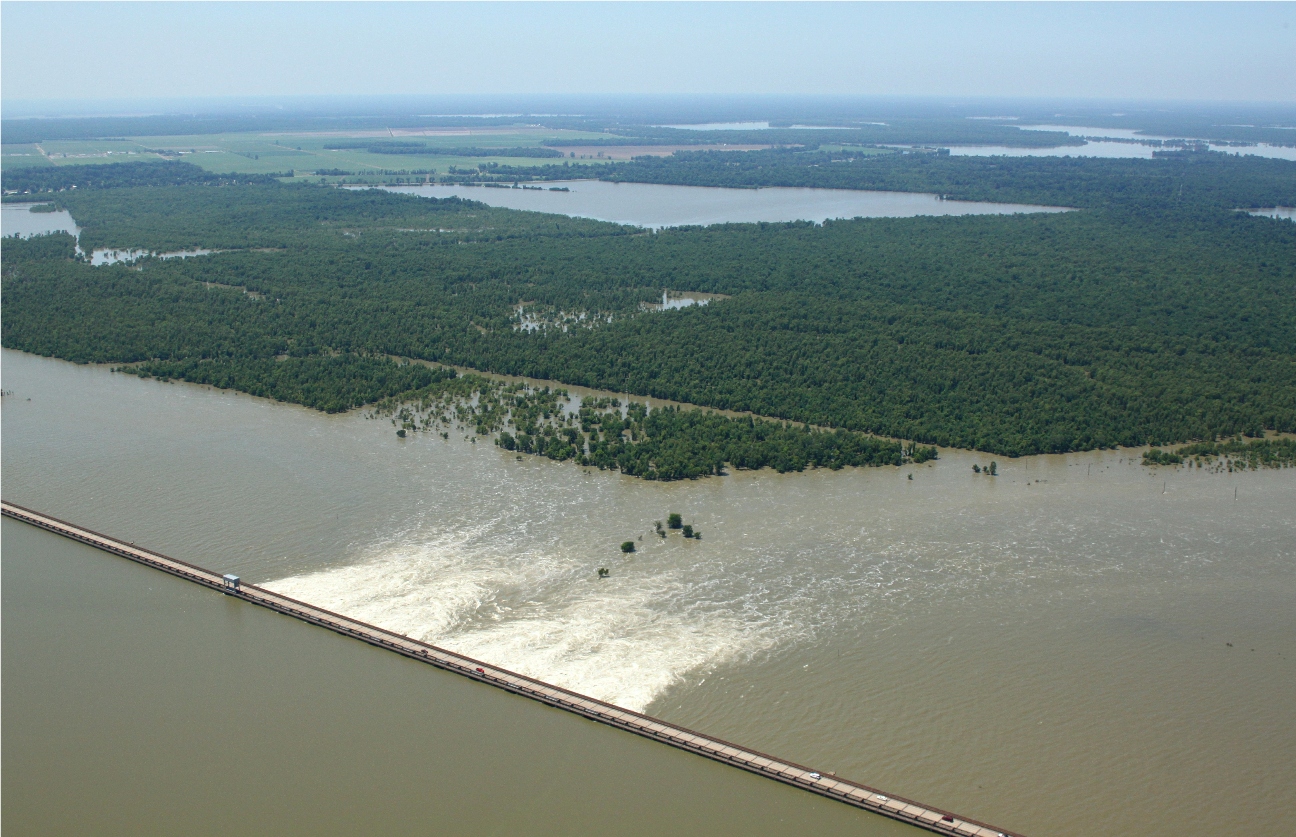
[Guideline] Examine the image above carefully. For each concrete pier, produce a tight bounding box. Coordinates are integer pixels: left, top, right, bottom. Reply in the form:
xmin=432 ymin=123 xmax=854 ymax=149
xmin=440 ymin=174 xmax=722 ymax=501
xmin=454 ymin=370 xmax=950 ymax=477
xmin=2 ymin=500 xmax=1020 ymax=837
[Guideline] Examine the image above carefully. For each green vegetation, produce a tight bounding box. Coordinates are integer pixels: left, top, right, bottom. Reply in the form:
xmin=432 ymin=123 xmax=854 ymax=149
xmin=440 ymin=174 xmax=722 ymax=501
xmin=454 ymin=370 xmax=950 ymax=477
xmin=4 ymin=155 xmax=1295 ymax=468
xmin=620 ymin=541 xmax=636 ymax=554
xmin=323 ymin=142 xmax=564 ymax=158
xmin=0 ymin=123 xmax=615 ymax=182
xmin=123 ymin=355 xmax=452 ymax=414
xmin=2 ymin=160 xmax=277 ymax=195
xmin=1146 ymin=437 xmax=1296 ymax=470
xmin=667 ymin=513 xmax=682 ymax=529
xmin=364 ymin=375 xmax=914 ymax=480
xmin=1142 ymin=448 xmax=1183 ymax=466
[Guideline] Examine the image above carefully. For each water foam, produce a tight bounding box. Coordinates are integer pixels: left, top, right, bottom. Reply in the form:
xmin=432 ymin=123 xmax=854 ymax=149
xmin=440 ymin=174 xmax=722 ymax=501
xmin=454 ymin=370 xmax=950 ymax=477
xmin=266 ymin=529 xmax=783 ymax=712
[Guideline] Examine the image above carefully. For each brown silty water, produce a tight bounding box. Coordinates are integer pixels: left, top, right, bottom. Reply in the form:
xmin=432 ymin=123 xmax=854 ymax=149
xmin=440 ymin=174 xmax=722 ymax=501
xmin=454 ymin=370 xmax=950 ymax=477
xmin=3 ymin=348 xmax=1293 ymax=836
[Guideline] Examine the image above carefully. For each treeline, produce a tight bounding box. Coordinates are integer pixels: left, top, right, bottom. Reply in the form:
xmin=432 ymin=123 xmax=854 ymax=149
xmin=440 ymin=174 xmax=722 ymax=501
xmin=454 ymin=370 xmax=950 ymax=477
xmin=123 ymin=354 xmax=448 ymax=413
xmin=5 ymin=173 xmax=1295 ymax=457
xmin=323 ymin=141 xmax=563 ymax=158
xmin=502 ymin=401 xmax=918 ymax=480
xmin=1 ymin=161 xmax=278 ymax=195
xmin=370 ymin=378 xmax=924 ymax=481
xmin=38 ymin=181 xmax=632 ymax=251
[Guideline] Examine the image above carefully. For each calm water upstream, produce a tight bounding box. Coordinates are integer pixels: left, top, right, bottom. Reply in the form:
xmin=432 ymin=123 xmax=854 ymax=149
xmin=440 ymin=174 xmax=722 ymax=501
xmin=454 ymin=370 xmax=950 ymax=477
xmin=3 ymin=349 xmax=1293 ymax=837
xmin=376 ymin=181 xmax=1069 ymax=228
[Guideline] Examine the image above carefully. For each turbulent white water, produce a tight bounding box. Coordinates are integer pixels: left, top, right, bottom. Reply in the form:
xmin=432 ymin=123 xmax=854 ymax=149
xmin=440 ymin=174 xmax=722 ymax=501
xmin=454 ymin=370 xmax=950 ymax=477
xmin=267 ymin=523 xmax=793 ymax=711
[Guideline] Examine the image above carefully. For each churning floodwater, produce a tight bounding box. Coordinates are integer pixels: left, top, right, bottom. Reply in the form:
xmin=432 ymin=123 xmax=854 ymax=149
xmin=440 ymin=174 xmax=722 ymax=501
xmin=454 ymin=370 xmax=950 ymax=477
xmin=4 ymin=521 xmax=908 ymax=837
xmin=3 ymin=350 xmax=1293 ymax=837
xmin=376 ymin=180 xmax=1069 ymax=228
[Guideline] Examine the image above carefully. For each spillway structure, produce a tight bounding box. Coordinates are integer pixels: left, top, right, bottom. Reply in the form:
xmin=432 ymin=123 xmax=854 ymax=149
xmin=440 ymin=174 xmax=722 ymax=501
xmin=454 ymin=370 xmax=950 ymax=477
xmin=2 ymin=500 xmax=1021 ymax=837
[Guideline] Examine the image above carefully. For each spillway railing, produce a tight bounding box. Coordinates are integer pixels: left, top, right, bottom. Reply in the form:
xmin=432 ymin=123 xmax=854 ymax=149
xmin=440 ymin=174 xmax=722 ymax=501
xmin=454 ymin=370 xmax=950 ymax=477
xmin=2 ymin=500 xmax=1022 ymax=837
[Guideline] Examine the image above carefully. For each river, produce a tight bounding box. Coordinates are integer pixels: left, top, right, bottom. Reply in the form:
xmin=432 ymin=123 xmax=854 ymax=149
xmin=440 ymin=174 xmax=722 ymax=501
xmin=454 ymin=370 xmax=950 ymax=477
xmin=3 ymin=349 xmax=1293 ymax=837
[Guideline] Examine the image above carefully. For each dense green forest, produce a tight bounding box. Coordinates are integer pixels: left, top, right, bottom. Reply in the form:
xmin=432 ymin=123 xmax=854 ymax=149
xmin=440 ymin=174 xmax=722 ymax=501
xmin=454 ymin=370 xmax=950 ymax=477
xmin=122 ymin=354 xmax=451 ymax=414
xmin=4 ymin=156 xmax=1294 ymax=467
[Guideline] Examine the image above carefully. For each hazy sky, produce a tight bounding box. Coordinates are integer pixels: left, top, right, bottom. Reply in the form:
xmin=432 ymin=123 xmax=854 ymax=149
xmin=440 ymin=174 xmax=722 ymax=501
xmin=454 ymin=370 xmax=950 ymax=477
xmin=3 ymin=2 xmax=1293 ymax=105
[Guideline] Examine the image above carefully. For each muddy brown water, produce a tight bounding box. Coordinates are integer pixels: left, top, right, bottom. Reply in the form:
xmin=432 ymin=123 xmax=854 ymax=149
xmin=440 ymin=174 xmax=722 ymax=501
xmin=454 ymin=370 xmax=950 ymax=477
xmin=3 ymin=349 xmax=1294 ymax=836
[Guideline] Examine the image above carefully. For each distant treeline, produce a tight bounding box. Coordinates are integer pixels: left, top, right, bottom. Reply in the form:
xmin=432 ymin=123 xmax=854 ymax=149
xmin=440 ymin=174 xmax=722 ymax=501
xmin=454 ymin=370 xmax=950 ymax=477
xmin=123 ymin=354 xmax=447 ymax=413
xmin=322 ymin=141 xmax=564 ymax=158
xmin=1 ymin=161 xmax=278 ymax=195
xmin=546 ymin=120 xmax=1081 ymax=149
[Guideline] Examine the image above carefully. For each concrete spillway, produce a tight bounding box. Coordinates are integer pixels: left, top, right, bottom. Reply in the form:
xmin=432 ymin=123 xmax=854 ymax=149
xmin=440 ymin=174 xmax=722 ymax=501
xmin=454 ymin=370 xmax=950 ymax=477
xmin=2 ymin=500 xmax=1020 ymax=837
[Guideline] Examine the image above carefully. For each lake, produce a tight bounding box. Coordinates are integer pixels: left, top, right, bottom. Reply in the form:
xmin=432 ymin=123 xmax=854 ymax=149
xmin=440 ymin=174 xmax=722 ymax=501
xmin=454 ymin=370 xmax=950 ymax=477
xmin=378 ymin=180 xmax=1069 ymax=229
xmin=2 ymin=202 xmax=80 ymax=238
xmin=4 ymin=349 xmax=1293 ymax=837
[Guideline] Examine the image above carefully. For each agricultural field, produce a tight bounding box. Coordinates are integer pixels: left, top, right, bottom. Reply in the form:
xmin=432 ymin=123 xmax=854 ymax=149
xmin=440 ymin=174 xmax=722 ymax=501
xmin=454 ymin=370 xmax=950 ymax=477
xmin=2 ymin=125 xmax=619 ymax=182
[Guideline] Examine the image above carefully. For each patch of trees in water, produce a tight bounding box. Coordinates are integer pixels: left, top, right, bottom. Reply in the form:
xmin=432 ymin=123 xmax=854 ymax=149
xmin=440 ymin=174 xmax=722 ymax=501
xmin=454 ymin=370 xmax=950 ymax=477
xmin=1143 ymin=437 xmax=1296 ymax=471
xmin=369 ymin=381 xmax=930 ymax=481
